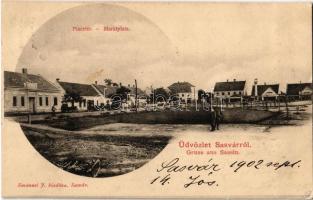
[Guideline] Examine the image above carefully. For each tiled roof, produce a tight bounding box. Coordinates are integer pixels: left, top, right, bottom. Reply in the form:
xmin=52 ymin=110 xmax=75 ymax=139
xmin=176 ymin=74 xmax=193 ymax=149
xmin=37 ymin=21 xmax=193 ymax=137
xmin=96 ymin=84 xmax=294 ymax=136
xmin=58 ymin=81 xmax=99 ymax=96
xmin=214 ymin=81 xmax=246 ymax=92
xmin=92 ymin=84 xmax=118 ymax=98
xmin=168 ymin=82 xmax=194 ymax=93
xmin=4 ymin=71 xmax=59 ymax=92
xmin=127 ymin=86 xmax=147 ymax=97
xmin=251 ymin=84 xmax=279 ymax=96
xmin=92 ymin=84 xmax=147 ymax=98
xmin=286 ymin=83 xmax=312 ymax=95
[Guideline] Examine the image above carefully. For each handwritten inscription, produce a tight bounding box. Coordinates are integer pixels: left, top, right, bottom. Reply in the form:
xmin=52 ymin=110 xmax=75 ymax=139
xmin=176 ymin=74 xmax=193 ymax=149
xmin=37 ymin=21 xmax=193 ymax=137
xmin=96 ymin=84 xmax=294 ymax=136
xmin=151 ymin=158 xmax=301 ymax=188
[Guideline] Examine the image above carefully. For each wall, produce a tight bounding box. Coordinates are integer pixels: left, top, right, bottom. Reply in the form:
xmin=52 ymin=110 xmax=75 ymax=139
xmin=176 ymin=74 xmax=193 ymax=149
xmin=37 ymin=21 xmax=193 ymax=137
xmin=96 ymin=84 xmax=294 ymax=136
xmin=4 ymin=89 xmax=29 ymax=113
xmin=36 ymin=92 xmax=63 ymax=112
xmin=64 ymin=95 xmax=108 ymax=111
xmin=177 ymin=92 xmax=194 ymax=102
xmin=4 ymin=88 xmax=62 ymax=114
xmin=214 ymin=90 xmax=244 ymax=98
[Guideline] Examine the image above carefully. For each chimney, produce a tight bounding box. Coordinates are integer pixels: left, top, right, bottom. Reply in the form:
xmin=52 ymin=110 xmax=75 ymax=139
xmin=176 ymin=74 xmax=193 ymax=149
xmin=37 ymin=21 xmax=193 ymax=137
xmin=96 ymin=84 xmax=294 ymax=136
xmin=119 ymin=82 xmax=122 ymax=87
xmin=254 ymin=78 xmax=258 ymax=97
xmin=254 ymin=78 xmax=258 ymax=85
xmin=128 ymin=84 xmax=130 ymax=87
xmin=227 ymin=79 xmax=229 ymax=82
xmin=22 ymin=68 xmax=27 ymax=74
xmin=95 ymin=81 xmax=98 ymax=85
xmin=56 ymin=78 xmax=60 ymax=82
xmin=233 ymin=79 xmax=236 ymax=82
xmin=264 ymin=82 xmax=266 ymax=85
xmin=300 ymin=80 xmax=302 ymax=84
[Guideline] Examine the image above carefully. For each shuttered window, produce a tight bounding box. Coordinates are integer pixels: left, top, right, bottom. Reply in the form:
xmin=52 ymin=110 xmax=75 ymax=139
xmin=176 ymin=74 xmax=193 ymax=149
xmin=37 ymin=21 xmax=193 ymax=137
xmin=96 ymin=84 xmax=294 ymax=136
xmin=13 ymin=96 xmax=17 ymax=107
xmin=53 ymin=97 xmax=58 ymax=106
xmin=21 ymin=96 xmax=25 ymax=106
xmin=39 ymin=97 xmax=43 ymax=106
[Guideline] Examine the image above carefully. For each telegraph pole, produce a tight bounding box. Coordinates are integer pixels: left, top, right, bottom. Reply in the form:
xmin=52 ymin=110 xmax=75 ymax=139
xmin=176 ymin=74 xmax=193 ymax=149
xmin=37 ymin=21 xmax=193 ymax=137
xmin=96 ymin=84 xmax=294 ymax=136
xmin=135 ymin=79 xmax=138 ymax=113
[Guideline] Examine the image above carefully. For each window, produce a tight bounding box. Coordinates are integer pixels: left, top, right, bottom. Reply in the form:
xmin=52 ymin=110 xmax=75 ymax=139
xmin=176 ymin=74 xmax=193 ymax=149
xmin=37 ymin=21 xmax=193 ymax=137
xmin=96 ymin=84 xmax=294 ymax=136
xmin=21 ymin=96 xmax=25 ymax=106
xmin=83 ymin=100 xmax=86 ymax=107
xmin=228 ymin=92 xmax=230 ymax=95
xmin=46 ymin=97 xmax=49 ymax=106
xmin=53 ymin=97 xmax=58 ymax=106
xmin=13 ymin=96 xmax=17 ymax=107
xmin=234 ymin=92 xmax=237 ymax=95
xmin=222 ymin=92 xmax=225 ymax=95
xmin=39 ymin=97 xmax=43 ymax=106
xmin=216 ymin=92 xmax=219 ymax=95
xmin=79 ymin=101 xmax=82 ymax=107
xmin=239 ymin=91 xmax=242 ymax=95
xmin=182 ymin=94 xmax=184 ymax=97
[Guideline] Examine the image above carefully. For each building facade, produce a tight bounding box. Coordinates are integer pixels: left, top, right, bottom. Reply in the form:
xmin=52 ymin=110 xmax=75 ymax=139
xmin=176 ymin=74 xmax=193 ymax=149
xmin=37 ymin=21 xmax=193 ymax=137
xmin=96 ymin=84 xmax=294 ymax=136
xmin=4 ymin=69 xmax=63 ymax=114
xmin=213 ymin=79 xmax=246 ymax=102
xmin=251 ymin=83 xmax=280 ymax=101
xmin=286 ymin=83 xmax=312 ymax=100
xmin=168 ymin=82 xmax=195 ymax=103
xmin=55 ymin=80 xmax=107 ymax=111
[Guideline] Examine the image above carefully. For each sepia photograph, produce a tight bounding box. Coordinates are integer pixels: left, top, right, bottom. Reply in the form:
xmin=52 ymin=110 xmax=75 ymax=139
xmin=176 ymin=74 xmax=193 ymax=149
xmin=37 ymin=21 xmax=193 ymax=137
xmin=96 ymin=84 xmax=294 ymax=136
xmin=2 ymin=2 xmax=312 ymax=198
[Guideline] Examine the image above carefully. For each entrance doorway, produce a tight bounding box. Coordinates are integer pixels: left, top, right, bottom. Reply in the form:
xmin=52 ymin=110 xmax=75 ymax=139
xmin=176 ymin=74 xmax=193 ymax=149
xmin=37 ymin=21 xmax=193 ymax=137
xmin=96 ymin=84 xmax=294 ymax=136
xmin=28 ymin=97 xmax=36 ymax=113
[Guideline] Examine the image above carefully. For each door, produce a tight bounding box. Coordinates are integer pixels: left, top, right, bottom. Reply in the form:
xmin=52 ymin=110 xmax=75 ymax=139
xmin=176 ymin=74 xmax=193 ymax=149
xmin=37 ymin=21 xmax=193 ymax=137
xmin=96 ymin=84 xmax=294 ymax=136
xmin=28 ymin=97 xmax=35 ymax=113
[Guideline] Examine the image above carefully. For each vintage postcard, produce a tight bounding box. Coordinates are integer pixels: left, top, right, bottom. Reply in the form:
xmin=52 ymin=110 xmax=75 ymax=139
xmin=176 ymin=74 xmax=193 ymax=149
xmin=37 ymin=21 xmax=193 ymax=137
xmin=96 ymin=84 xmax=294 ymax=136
xmin=1 ymin=1 xmax=312 ymax=198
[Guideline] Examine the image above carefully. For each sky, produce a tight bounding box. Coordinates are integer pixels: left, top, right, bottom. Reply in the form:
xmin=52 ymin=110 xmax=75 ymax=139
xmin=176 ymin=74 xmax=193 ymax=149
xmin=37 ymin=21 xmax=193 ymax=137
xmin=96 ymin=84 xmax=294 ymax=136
xmin=4 ymin=3 xmax=312 ymax=95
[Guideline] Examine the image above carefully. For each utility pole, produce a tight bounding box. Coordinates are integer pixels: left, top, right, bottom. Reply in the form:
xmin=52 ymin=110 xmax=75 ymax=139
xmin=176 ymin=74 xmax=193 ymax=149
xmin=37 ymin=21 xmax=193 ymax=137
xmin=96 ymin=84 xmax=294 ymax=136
xmin=135 ymin=79 xmax=138 ymax=113
xmin=194 ymin=87 xmax=197 ymax=111
xmin=210 ymin=93 xmax=213 ymax=111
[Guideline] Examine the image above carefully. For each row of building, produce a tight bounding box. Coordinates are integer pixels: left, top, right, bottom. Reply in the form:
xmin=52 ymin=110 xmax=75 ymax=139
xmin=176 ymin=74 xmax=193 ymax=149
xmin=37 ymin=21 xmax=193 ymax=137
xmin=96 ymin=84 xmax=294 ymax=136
xmin=4 ymin=68 xmax=148 ymax=114
xmin=213 ymin=78 xmax=312 ymax=102
xmin=4 ymin=68 xmax=312 ymax=114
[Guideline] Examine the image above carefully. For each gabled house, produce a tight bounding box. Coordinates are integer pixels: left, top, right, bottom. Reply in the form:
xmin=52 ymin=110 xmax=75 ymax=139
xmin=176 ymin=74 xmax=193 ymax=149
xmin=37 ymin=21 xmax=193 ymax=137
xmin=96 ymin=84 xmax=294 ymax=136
xmin=168 ymin=81 xmax=195 ymax=103
xmin=96 ymin=84 xmax=119 ymax=98
xmin=55 ymin=80 xmax=106 ymax=111
xmin=213 ymin=79 xmax=246 ymax=102
xmin=4 ymin=68 xmax=62 ymax=114
xmin=124 ymin=84 xmax=148 ymax=107
xmin=251 ymin=83 xmax=279 ymax=101
xmin=286 ymin=83 xmax=312 ymax=100
xmin=91 ymin=82 xmax=121 ymax=105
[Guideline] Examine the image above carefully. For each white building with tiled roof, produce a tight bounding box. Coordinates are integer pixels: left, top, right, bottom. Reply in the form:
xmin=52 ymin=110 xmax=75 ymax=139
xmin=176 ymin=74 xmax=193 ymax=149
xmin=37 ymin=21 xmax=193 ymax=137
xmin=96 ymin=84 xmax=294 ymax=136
xmin=251 ymin=83 xmax=280 ymax=101
xmin=168 ymin=81 xmax=195 ymax=103
xmin=286 ymin=82 xmax=312 ymax=100
xmin=55 ymin=80 xmax=107 ymax=111
xmin=4 ymin=68 xmax=63 ymax=114
xmin=213 ymin=79 xmax=246 ymax=102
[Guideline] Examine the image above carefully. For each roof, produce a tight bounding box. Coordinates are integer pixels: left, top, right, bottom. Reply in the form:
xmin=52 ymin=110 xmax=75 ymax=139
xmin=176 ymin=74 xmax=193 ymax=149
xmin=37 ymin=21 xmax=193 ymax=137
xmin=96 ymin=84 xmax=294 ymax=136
xmin=92 ymin=84 xmax=118 ymax=98
xmin=127 ymin=86 xmax=147 ymax=97
xmin=58 ymin=81 xmax=99 ymax=96
xmin=4 ymin=71 xmax=59 ymax=92
xmin=168 ymin=82 xmax=194 ymax=93
xmin=251 ymin=84 xmax=279 ymax=96
xmin=214 ymin=81 xmax=246 ymax=92
xmin=286 ymin=83 xmax=312 ymax=95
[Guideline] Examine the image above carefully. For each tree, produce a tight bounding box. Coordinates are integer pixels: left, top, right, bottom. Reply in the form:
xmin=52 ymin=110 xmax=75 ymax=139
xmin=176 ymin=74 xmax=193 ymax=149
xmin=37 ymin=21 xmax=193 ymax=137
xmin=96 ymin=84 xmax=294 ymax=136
xmin=197 ymin=89 xmax=206 ymax=103
xmin=104 ymin=79 xmax=113 ymax=86
xmin=63 ymin=92 xmax=84 ymax=107
xmin=152 ymin=87 xmax=169 ymax=102
xmin=116 ymin=86 xmax=131 ymax=100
